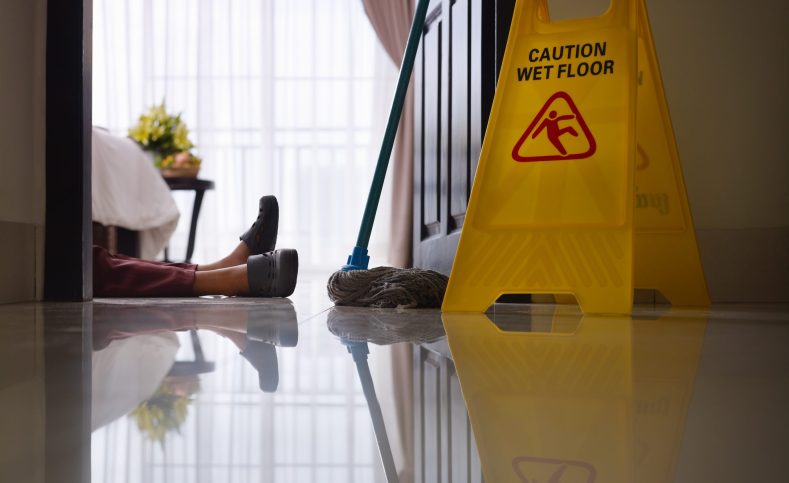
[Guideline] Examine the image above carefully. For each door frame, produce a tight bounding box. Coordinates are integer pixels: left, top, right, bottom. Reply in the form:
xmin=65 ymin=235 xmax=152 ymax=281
xmin=44 ymin=0 xmax=93 ymax=301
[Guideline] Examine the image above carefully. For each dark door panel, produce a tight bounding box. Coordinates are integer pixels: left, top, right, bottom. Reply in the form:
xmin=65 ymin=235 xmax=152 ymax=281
xmin=414 ymin=0 xmax=514 ymax=274
xmin=421 ymin=13 xmax=442 ymax=238
xmin=448 ymin=0 xmax=470 ymax=234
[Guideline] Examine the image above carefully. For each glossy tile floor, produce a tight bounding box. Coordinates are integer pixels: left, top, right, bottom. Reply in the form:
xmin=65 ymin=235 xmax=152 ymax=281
xmin=1 ymin=274 xmax=787 ymax=483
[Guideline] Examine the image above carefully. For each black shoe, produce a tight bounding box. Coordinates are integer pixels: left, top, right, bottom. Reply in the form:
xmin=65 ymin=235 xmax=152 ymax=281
xmin=240 ymin=195 xmax=279 ymax=255
xmin=240 ymin=341 xmax=279 ymax=392
xmin=246 ymin=249 xmax=299 ymax=297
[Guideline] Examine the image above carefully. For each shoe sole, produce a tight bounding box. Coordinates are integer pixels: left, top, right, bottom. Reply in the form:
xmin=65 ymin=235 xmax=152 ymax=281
xmin=241 ymin=195 xmax=279 ymax=254
xmin=258 ymin=196 xmax=279 ymax=253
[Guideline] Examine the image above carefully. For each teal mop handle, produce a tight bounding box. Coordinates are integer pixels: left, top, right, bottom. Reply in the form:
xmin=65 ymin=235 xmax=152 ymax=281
xmin=344 ymin=0 xmax=431 ymax=271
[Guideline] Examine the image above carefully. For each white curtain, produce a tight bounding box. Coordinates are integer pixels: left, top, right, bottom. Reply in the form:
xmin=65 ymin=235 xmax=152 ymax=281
xmin=93 ymin=0 xmax=396 ymax=272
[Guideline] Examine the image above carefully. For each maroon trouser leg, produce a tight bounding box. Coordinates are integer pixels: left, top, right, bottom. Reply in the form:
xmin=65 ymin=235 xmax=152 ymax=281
xmin=93 ymin=246 xmax=198 ymax=297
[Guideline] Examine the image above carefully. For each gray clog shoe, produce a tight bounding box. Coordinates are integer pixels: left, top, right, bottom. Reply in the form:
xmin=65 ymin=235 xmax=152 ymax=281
xmin=247 ymin=249 xmax=298 ymax=297
xmin=240 ymin=195 xmax=279 ymax=255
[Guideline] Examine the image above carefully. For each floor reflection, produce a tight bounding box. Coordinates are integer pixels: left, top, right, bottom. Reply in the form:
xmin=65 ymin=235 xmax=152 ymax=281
xmin=4 ymin=293 xmax=787 ymax=483
xmin=443 ymin=305 xmax=789 ymax=483
xmin=326 ymin=306 xmax=445 ymax=346
xmin=0 ymin=303 xmax=92 ymax=483
xmin=90 ymin=298 xmax=389 ymax=483
xmin=443 ymin=304 xmax=789 ymax=483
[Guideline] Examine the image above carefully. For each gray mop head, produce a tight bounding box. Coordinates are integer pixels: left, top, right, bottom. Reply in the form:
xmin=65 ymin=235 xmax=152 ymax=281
xmin=327 ymin=266 xmax=449 ymax=308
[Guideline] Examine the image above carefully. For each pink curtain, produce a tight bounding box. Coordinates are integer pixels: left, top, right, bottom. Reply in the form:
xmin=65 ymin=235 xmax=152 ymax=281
xmin=362 ymin=0 xmax=414 ymax=269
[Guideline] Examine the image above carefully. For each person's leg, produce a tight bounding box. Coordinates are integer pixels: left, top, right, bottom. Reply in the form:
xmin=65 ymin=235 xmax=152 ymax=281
xmin=95 ymin=245 xmax=297 ymax=297
xmin=196 ymin=242 xmax=251 ymax=272
xmin=195 ymin=249 xmax=298 ymax=297
xmin=105 ymin=195 xmax=277 ymax=273
xmin=94 ymin=245 xmax=197 ymax=297
xmin=192 ymin=265 xmax=249 ymax=295
xmin=96 ymin=246 xmax=248 ymax=297
xmin=110 ymin=241 xmax=248 ymax=272
xmin=110 ymin=251 xmax=196 ymax=269
xmin=197 ymin=195 xmax=279 ymax=271
xmin=93 ymin=193 xmax=293 ymax=297
xmin=95 ymin=245 xmax=248 ymax=296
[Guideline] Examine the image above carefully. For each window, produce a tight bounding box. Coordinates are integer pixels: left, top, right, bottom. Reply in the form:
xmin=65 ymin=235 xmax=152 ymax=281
xmin=94 ymin=0 xmax=395 ymax=270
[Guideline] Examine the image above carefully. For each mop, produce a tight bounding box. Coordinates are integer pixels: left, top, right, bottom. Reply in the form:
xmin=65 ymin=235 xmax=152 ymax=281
xmin=327 ymin=0 xmax=447 ymax=309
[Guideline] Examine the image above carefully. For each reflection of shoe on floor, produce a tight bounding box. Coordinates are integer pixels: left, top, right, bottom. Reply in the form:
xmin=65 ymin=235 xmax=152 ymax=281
xmin=247 ymin=301 xmax=299 ymax=347
xmin=240 ymin=341 xmax=279 ymax=392
xmin=240 ymin=299 xmax=297 ymax=393
xmin=240 ymin=195 xmax=279 ymax=255
xmin=247 ymin=249 xmax=299 ymax=297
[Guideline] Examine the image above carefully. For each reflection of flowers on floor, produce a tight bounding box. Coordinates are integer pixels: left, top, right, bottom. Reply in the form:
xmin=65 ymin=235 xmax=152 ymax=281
xmin=129 ymin=374 xmax=201 ymax=445
xmin=128 ymin=101 xmax=202 ymax=172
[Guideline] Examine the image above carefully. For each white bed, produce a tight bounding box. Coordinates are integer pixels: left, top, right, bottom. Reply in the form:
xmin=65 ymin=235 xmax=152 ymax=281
xmin=92 ymin=127 xmax=180 ymax=260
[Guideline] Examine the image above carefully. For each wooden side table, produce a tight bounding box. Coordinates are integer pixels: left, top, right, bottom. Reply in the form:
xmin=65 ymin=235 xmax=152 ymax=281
xmin=163 ymin=177 xmax=215 ymax=263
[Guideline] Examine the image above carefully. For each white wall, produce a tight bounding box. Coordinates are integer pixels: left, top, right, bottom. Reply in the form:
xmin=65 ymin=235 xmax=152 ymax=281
xmin=646 ymin=0 xmax=789 ymax=302
xmin=549 ymin=0 xmax=789 ymax=301
xmin=0 ymin=0 xmax=47 ymax=303
xmin=646 ymin=0 xmax=789 ymax=230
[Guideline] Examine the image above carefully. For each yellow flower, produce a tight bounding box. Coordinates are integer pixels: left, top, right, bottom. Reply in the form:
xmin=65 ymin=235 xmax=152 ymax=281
xmin=151 ymin=124 xmax=166 ymax=140
xmin=128 ymin=101 xmax=199 ymax=166
xmin=150 ymin=102 xmax=168 ymax=123
xmin=129 ymin=123 xmax=150 ymax=146
xmin=173 ymin=122 xmax=192 ymax=150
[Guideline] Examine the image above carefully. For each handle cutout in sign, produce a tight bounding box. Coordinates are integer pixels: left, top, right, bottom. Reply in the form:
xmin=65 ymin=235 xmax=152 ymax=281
xmin=547 ymin=0 xmax=611 ymax=21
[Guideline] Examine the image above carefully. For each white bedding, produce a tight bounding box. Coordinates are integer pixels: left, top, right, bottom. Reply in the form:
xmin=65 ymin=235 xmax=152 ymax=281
xmin=91 ymin=332 xmax=179 ymax=431
xmin=92 ymin=127 xmax=180 ymax=259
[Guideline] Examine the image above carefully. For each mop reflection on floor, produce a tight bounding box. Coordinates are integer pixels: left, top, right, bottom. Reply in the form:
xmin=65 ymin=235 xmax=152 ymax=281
xmin=328 ymin=306 xmax=445 ymax=483
xmin=345 ymin=340 xmax=400 ymax=483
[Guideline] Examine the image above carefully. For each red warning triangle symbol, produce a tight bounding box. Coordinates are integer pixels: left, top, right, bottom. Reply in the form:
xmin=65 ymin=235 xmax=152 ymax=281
xmin=512 ymin=91 xmax=596 ymax=162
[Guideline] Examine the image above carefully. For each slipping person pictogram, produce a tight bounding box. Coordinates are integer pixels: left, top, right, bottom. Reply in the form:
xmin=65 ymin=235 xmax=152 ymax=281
xmin=532 ymin=110 xmax=579 ymax=156
xmin=512 ymin=91 xmax=596 ymax=162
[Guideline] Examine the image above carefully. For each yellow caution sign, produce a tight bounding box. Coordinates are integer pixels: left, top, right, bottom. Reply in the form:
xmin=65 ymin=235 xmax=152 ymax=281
xmin=442 ymin=0 xmax=709 ymax=314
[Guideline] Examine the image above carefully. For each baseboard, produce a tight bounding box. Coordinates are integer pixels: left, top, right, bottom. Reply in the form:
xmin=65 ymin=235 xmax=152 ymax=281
xmin=0 ymin=221 xmax=38 ymax=303
xmin=697 ymin=227 xmax=789 ymax=303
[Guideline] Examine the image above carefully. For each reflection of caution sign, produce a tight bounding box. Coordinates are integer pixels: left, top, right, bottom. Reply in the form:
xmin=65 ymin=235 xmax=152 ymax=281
xmin=442 ymin=0 xmax=710 ymax=315
xmin=512 ymin=91 xmax=596 ymax=162
xmin=443 ymin=312 xmax=632 ymax=482
xmin=512 ymin=456 xmax=597 ymax=483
